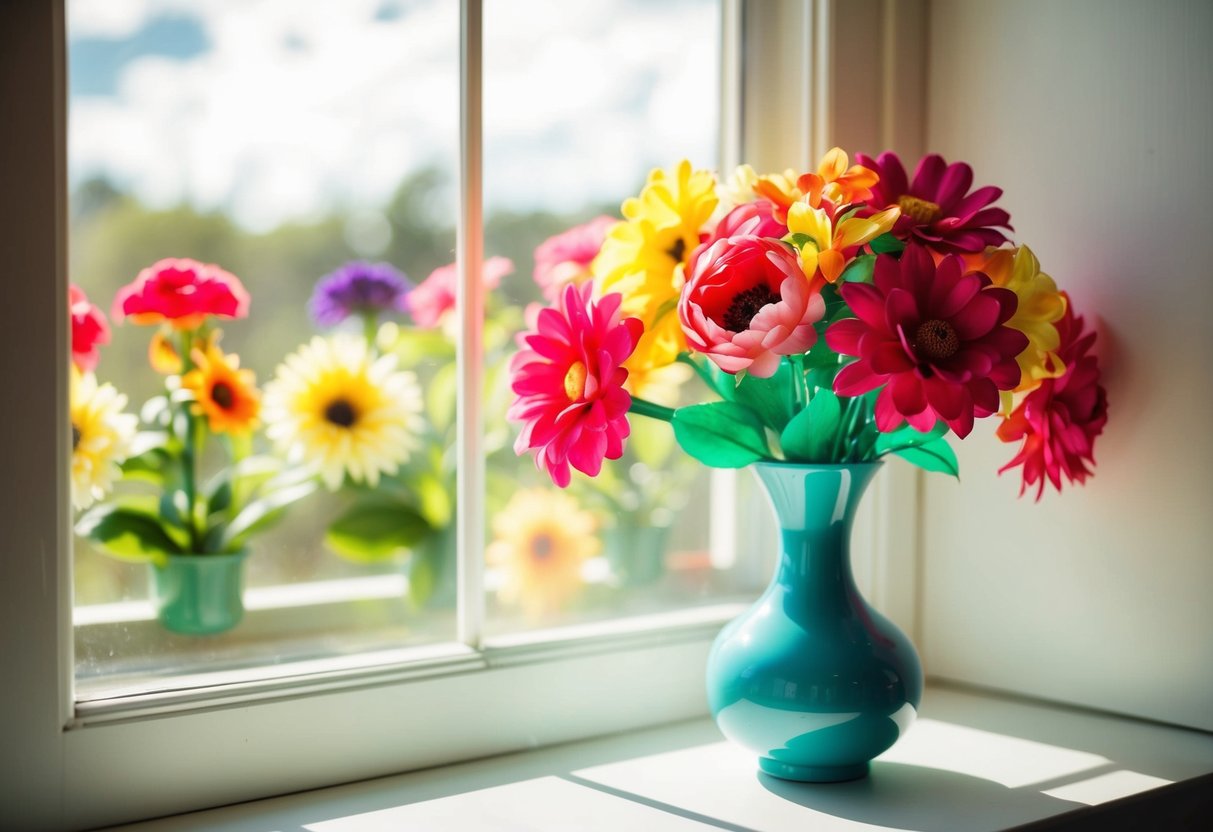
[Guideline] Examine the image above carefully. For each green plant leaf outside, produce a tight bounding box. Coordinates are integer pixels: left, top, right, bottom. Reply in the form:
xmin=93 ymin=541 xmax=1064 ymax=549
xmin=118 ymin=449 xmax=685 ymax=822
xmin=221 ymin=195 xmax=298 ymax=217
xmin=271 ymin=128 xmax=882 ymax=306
xmin=325 ymin=501 xmax=433 ymax=562
xmin=75 ymin=506 xmax=181 ymax=564
xmin=671 ymin=401 xmax=770 ymax=468
xmin=892 ymin=437 xmax=960 ymax=478
xmin=221 ymin=480 xmax=317 ymax=550
xmin=780 ymin=388 xmax=842 ymax=462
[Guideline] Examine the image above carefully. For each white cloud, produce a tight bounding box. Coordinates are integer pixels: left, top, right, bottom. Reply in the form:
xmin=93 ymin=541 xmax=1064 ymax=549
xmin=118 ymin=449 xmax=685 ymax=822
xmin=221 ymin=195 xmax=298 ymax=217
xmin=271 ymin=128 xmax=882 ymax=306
xmin=69 ymin=0 xmax=720 ymax=230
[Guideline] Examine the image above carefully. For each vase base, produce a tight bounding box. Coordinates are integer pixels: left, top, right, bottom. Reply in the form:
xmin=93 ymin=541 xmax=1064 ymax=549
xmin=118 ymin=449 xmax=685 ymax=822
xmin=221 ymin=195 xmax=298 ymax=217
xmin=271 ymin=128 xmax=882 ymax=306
xmin=758 ymin=758 xmax=869 ymax=783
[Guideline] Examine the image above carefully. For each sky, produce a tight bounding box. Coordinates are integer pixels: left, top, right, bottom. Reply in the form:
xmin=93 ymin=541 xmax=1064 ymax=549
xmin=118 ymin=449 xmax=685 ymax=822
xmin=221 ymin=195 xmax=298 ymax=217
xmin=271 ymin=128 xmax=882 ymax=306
xmin=68 ymin=0 xmax=721 ymax=232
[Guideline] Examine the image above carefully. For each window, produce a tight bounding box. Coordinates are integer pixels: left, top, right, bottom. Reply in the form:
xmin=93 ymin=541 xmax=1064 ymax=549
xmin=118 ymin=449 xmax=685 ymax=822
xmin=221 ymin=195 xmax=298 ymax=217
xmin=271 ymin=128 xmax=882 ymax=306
xmin=1 ymin=2 xmax=918 ymax=829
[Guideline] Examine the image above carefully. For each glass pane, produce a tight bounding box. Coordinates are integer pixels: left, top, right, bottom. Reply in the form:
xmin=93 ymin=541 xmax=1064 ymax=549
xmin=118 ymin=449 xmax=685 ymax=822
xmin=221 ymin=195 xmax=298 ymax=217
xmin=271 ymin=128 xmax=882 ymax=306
xmin=68 ymin=0 xmax=462 ymax=692
xmin=482 ymin=0 xmax=764 ymax=635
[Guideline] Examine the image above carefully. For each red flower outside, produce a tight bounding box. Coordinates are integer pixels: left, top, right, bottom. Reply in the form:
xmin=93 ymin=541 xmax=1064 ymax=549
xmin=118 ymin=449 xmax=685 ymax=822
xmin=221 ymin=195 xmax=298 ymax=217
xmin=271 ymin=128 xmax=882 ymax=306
xmin=827 ymin=246 xmax=1027 ymax=438
xmin=508 ymin=283 xmax=643 ymax=488
xmin=997 ymin=300 xmax=1108 ymax=499
xmin=70 ymin=285 xmax=110 ymax=371
xmin=113 ymin=258 xmax=249 ymax=329
xmin=856 ymin=151 xmax=1012 ymax=255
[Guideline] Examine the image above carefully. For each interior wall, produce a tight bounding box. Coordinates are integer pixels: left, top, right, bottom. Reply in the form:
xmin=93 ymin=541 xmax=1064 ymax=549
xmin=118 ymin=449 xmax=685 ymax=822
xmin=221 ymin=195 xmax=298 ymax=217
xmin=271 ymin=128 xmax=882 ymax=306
xmin=921 ymin=0 xmax=1213 ymax=730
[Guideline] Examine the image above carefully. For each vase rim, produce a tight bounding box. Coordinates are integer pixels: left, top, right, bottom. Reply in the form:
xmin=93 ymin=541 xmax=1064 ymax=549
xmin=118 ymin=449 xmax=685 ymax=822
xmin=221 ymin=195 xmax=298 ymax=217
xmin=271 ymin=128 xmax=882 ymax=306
xmin=162 ymin=550 xmax=249 ymax=561
xmin=749 ymin=460 xmax=884 ymax=472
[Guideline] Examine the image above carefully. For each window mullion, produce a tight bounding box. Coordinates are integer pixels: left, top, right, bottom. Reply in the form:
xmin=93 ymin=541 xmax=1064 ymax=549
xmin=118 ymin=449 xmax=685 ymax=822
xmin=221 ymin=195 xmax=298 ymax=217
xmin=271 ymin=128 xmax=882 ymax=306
xmin=455 ymin=0 xmax=486 ymax=650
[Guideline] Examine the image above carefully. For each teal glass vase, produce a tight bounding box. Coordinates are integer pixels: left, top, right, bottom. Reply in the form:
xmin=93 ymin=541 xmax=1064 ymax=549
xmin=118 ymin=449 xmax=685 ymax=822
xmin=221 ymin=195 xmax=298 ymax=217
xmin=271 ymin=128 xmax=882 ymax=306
xmin=706 ymin=462 xmax=922 ymax=782
xmin=149 ymin=551 xmax=248 ymax=636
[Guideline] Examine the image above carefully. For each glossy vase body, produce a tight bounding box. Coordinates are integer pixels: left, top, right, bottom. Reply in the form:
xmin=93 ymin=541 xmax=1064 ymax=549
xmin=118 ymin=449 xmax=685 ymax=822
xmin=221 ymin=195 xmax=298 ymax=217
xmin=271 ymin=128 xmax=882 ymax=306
xmin=149 ymin=551 xmax=247 ymax=635
xmin=706 ymin=462 xmax=921 ymax=782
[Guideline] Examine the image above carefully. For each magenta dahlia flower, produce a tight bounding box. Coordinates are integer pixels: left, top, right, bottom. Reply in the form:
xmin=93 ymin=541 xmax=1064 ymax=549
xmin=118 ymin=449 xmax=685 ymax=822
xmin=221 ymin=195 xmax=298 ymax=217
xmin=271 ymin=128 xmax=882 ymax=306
xmin=508 ymin=283 xmax=643 ymax=488
xmin=679 ymin=236 xmax=824 ymax=378
xmin=997 ymin=300 xmax=1108 ymax=499
xmin=827 ymin=245 xmax=1027 ymax=438
xmin=532 ymin=216 xmax=615 ymax=301
xmin=856 ymin=151 xmax=1012 ymax=254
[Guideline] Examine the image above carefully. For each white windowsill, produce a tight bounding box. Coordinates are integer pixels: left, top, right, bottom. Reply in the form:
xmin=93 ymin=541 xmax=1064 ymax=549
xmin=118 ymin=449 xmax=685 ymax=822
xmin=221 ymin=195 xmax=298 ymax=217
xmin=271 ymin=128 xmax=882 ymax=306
xmin=94 ymin=683 xmax=1213 ymax=832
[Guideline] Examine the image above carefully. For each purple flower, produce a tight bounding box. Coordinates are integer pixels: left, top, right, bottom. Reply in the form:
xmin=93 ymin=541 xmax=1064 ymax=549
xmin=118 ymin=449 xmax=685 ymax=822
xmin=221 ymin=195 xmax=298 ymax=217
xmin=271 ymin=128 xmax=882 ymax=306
xmin=310 ymin=261 xmax=411 ymax=326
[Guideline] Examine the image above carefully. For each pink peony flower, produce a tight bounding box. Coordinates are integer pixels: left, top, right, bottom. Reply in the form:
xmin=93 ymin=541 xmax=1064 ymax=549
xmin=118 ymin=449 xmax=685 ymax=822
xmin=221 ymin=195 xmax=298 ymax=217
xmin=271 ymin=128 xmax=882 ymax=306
xmin=508 ymin=283 xmax=643 ymax=488
xmin=826 ymin=245 xmax=1027 ymax=438
xmin=408 ymin=256 xmax=514 ymax=328
xmin=997 ymin=299 xmax=1108 ymax=499
xmin=856 ymin=151 xmax=1012 ymax=254
xmin=113 ymin=258 xmax=249 ymax=329
xmin=70 ymin=285 xmax=110 ymax=371
xmin=532 ymin=216 xmax=615 ymax=301
xmin=678 ymin=236 xmax=824 ymax=378
xmin=707 ymin=200 xmax=788 ymax=244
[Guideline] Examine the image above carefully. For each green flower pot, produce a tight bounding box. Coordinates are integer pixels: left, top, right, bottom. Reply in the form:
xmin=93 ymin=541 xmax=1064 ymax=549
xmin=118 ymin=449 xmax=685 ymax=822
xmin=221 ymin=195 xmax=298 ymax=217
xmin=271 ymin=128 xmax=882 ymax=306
xmin=602 ymin=523 xmax=670 ymax=587
xmin=149 ymin=551 xmax=248 ymax=636
xmin=706 ymin=462 xmax=922 ymax=782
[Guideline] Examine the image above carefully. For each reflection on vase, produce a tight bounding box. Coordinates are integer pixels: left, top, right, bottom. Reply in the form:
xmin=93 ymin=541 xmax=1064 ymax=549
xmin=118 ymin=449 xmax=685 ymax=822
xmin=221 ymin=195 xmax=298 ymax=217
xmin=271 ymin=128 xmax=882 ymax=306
xmin=706 ymin=462 xmax=922 ymax=782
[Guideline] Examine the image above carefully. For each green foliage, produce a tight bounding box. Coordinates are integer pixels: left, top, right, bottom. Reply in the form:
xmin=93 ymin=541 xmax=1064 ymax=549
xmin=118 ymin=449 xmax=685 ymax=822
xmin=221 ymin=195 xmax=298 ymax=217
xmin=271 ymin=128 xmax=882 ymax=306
xmin=75 ymin=505 xmax=181 ymax=564
xmin=869 ymin=233 xmax=905 ymax=255
xmin=891 ymin=439 xmax=960 ymax=478
xmin=672 ymin=402 xmax=771 ymax=467
xmin=839 ymin=253 xmax=876 ymax=284
xmin=734 ymin=361 xmax=796 ymax=433
xmin=324 ymin=500 xmax=433 ymax=563
xmin=221 ymin=480 xmax=319 ymax=551
xmin=874 ymin=422 xmax=948 ymax=455
xmin=780 ymin=389 xmax=842 ymax=462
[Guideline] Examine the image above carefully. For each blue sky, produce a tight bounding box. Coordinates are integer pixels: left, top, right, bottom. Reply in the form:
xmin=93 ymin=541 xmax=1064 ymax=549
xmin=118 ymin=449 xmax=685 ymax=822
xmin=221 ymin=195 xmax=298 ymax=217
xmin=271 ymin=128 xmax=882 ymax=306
xmin=68 ymin=0 xmax=720 ymax=231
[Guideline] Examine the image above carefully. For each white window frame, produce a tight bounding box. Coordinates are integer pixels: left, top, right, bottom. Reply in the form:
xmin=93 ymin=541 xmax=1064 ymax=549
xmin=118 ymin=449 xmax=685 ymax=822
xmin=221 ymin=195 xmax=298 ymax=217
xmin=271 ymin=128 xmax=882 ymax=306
xmin=0 ymin=2 xmax=926 ymax=829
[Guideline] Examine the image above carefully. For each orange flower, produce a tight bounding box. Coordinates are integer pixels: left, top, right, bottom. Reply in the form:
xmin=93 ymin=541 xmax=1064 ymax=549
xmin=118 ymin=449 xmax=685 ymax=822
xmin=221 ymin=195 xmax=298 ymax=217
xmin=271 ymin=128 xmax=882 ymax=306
xmin=753 ymin=148 xmax=879 ymax=221
xmin=181 ymin=341 xmax=260 ymax=435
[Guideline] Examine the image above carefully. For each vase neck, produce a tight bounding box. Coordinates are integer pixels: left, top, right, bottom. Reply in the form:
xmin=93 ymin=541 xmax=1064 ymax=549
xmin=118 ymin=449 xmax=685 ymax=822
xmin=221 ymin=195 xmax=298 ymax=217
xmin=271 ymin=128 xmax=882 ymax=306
xmin=754 ymin=464 xmax=880 ymax=593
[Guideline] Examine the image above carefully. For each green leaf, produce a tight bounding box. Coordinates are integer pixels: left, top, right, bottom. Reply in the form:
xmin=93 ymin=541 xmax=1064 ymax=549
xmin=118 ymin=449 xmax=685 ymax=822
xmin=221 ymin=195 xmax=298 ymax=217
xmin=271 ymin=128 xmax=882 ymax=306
xmin=207 ymin=479 xmax=232 ymax=515
xmin=892 ymin=437 xmax=960 ymax=478
xmin=786 ymin=231 xmax=819 ymax=251
xmin=734 ymin=360 xmax=796 ymax=432
xmin=869 ymin=233 xmax=905 ymax=255
xmin=416 ymin=473 xmax=453 ymax=528
xmin=221 ymin=480 xmax=317 ymax=550
xmin=75 ymin=506 xmax=181 ymax=564
xmin=839 ymin=254 xmax=876 ymax=284
xmin=671 ymin=401 xmax=770 ymax=468
xmin=325 ymin=501 xmax=433 ymax=562
xmin=120 ymin=447 xmax=172 ymax=485
xmin=406 ymin=554 xmax=436 ymax=607
xmin=875 ymin=421 xmax=948 ymax=455
xmin=426 ymin=362 xmax=458 ymax=432
xmin=780 ymin=388 xmax=842 ymax=462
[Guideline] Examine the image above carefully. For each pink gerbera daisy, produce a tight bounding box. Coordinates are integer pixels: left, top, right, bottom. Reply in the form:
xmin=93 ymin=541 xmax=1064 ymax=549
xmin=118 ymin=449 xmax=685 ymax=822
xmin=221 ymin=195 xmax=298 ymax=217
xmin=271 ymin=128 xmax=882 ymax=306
xmin=997 ymin=298 xmax=1108 ymax=499
xmin=826 ymin=245 xmax=1027 ymax=438
xmin=508 ymin=283 xmax=643 ymax=487
xmin=857 ymin=151 xmax=1012 ymax=254
xmin=532 ymin=216 xmax=615 ymax=301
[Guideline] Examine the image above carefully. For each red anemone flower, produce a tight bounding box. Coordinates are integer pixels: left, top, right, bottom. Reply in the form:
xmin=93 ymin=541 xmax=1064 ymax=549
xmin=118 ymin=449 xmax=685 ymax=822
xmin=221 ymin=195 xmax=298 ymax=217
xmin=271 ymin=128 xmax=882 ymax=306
xmin=113 ymin=258 xmax=249 ymax=329
xmin=997 ymin=300 xmax=1108 ymax=499
xmin=826 ymin=245 xmax=1027 ymax=438
xmin=856 ymin=151 xmax=1012 ymax=254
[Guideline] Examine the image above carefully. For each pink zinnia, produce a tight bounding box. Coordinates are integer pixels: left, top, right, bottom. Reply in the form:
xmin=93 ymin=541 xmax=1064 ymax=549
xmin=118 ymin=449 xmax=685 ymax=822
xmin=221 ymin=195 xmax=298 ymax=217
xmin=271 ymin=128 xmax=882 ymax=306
xmin=857 ymin=151 xmax=1012 ymax=254
xmin=707 ymin=200 xmax=788 ymax=245
xmin=532 ymin=216 xmax=615 ymax=301
xmin=508 ymin=283 xmax=642 ymax=488
xmin=70 ymin=285 xmax=110 ymax=371
xmin=827 ymin=245 xmax=1027 ymax=438
xmin=408 ymin=256 xmax=514 ymax=329
xmin=679 ymin=236 xmax=824 ymax=378
xmin=113 ymin=258 xmax=249 ymax=329
xmin=997 ymin=300 xmax=1108 ymax=499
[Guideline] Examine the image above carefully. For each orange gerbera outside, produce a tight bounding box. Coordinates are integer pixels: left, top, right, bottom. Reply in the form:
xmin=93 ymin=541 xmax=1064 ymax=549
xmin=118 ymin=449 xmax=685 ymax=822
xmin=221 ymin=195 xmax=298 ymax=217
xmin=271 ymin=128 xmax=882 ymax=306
xmin=181 ymin=341 xmax=261 ymax=435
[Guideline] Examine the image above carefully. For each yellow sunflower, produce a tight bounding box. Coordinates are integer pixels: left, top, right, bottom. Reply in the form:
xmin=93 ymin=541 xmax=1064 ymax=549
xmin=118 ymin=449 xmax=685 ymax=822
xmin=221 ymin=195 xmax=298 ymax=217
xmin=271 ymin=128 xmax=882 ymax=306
xmin=487 ymin=489 xmax=600 ymax=619
xmin=264 ymin=335 xmax=424 ymax=490
xmin=70 ymin=368 xmax=137 ymax=510
xmin=593 ymin=160 xmax=718 ymax=374
xmin=181 ymin=340 xmax=261 ymax=435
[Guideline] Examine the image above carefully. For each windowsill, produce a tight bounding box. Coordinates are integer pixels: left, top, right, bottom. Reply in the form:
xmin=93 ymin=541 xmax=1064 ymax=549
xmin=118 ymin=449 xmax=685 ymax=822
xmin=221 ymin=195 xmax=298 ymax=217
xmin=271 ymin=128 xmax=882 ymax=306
xmin=94 ymin=683 xmax=1213 ymax=831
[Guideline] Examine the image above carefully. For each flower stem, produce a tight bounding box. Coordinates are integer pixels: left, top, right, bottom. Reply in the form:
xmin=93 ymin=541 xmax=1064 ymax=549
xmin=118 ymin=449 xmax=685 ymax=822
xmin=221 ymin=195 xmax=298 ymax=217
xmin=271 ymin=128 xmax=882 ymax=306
xmin=178 ymin=330 xmax=202 ymax=552
xmin=676 ymin=352 xmax=720 ymax=397
xmin=629 ymin=397 xmax=676 ymax=422
xmin=363 ymin=313 xmax=379 ymax=350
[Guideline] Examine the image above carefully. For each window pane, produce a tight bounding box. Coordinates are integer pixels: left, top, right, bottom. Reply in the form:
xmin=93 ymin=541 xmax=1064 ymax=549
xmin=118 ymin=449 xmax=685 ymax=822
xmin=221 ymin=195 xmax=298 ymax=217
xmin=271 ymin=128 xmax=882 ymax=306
xmin=481 ymin=0 xmax=764 ymax=635
xmin=68 ymin=0 xmax=462 ymax=692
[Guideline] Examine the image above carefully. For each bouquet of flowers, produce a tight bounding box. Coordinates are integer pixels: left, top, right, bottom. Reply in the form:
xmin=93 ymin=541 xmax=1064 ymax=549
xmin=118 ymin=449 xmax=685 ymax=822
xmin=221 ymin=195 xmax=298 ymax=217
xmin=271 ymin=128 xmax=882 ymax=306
xmin=507 ymin=150 xmax=1108 ymax=497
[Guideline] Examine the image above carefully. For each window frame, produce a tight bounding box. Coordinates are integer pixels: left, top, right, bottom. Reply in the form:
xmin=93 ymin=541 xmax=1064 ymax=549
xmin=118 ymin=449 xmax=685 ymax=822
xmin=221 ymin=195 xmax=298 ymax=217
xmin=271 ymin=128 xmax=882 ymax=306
xmin=0 ymin=1 xmax=926 ymax=829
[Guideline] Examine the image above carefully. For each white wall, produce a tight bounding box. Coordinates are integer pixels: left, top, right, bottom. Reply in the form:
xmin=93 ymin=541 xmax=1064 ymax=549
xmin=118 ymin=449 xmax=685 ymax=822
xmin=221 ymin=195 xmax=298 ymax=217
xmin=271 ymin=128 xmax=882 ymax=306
xmin=921 ymin=0 xmax=1213 ymax=731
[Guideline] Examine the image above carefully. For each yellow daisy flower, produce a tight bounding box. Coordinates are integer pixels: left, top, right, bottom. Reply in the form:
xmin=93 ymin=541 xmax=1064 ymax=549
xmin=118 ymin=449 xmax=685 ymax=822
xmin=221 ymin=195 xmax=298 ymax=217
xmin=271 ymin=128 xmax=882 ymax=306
xmin=70 ymin=368 xmax=137 ymax=510
xmin=181 ymin=340 xmax=261 ymax=435
xmin=593 ymin=160 xmax=719 ymax=374
xmin=264 ymin=335 xmax=424 ymax=490
xmin=487 ymin=489 xmax=599 ymax=619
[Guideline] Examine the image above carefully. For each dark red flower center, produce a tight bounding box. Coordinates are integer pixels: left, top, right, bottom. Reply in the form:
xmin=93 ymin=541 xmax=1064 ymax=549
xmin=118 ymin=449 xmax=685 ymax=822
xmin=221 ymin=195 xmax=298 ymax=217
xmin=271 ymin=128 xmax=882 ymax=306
xmin=722 ymin=284 xmax=780 ymax=332
xmin=211 ymin=381 xmax=235 ymax=410
xmin=531 ymin=532 xmax=554 ymax=560
xmin=898 ymin=195 xmax=943 ymax=224
xmin=325 ymin=398 xmax=358 ymax=428
xmin=913 ymin=319 xmax=960 ymax=361
xmin=665 ymin=238 xmax=687 ymax=264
